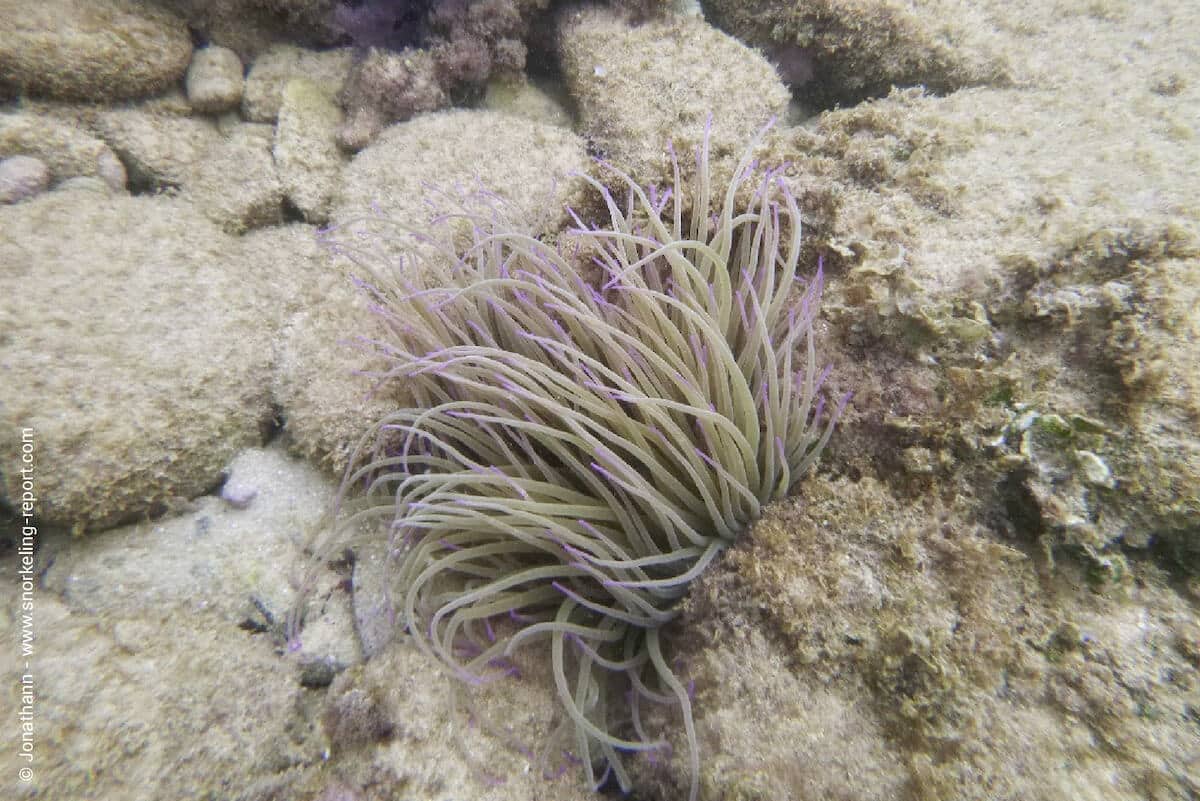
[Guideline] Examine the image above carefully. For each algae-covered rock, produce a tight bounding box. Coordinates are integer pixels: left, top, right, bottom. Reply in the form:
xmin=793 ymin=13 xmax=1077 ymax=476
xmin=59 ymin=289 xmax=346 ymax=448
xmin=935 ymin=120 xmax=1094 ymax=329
xmin=557 ymin=5 xmax=789 ymax=190
xmin=636 ymin=476 xmax=1200 ymax=800
xmin=186 ymin=122 xmax=284 ymax=233
xmin=701 ymin=0 xmax=1010 ymax=107
xmin=0 ymin=111 xmax=128 ymax=191
xmin=481 ymin=77 xmax=574 ymax=129
xmin=273 ymin=78 xmax=347 ymax=224
xmin=0 ymin=0 xmax=192 ymax=102
xmin=35 ymin=443 xmax=362 ymax=675
xmin=0 ymin=187 xmax=276 ymax=532
xmin=312 ymin=642 xmax=597 ymax=801
xmin=758 ymin=14 xmax=1200 ymax=577
xmin=335 ymin=48 xmax=449 ymax=151
xmin=92 ymin=107 xmax=222 ymax=190
xmin=157 ymin=0 xmax=338 ymax=62
xmin=994 ymin=225 xmax=1200 ymax=572
xmin=94 ymin=109 xmax=284 ymax=233
xmin=0 ymin=591 xmax=322 ymax=800
xmin=185 ymin=45 xmax=245 ymax=113
xmin=242 ymin=45 xmax=355 ymax=124
xmin=273 ymin=277 xmax=390 ymax=477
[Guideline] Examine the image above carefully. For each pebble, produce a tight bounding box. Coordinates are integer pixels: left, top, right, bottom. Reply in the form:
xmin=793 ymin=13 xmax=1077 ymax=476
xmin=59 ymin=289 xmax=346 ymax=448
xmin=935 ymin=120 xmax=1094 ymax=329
xmin=0 ymin=155 xmax=51 ymax=203
xmin=187 ymin=46 xmax=245 ymax=113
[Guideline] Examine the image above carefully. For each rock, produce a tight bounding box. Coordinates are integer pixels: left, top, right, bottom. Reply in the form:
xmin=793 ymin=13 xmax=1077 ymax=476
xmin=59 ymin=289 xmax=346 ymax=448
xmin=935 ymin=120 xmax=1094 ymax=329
xmin=990 ymin=226 xmax=1200 ymax=566
xmin=272 ymin=278 xmax=391 ymax=476
xmin=274 ymin=78 xmax=346 ymax=224
xmin=186 ymin=122 xmax=284 ymax=233
xmin=335 ymin=48 xmax=448 ymax=151
xmin=0 ymin=187 xmax=276 ymax=532
xmin=94 ymin=109 xmax=283 ymax=232
xmin=93 ymin=108 xmax=222 ymax=190
xmin=759 ymin=43 xmax=1200 ymax=571
xmin=38 ymin=445 xmax=325 ymax=618
xmin=0 ymin=592 xmax=324 ymax=801
xmin=638 ymin=477 xmax=1200 ymax=800
xmin=235 ymin=221 xmax=366 ymax=469
xmin=186 ymin=45 xmax=245 ymax=113
xmin=220 ymin=480 xmax=258 ymax=509
xmin=272 ymin=110 xmax=589 ymax=474
xmin=0 ymin=111 xmax=128 ymax=190
xmin=328 ymin=0 xmax=542 ymax=150
xmin=243 ymin=45 xmax=354 ymax=124
xmin=231 ymin=221 xmax=335 ymax=318
xmin=0 ymin=0 xmax=192 ymax=101
xmin=481 ymin=77 xmax=574 ymax=129
xmin=158 ymin=0 xmax=339 ymax=63
xmin=332 ymin=110 xmax=587 ymax=234
xmin=702 ymin=0 xmax=1010 ymax=108
xmin=34 ymin=442 xmax=362 ymax=666
xmin=0 ymin=155 xmax=50 ymax=204
xmin=557 ymin=5 xmax=789 ymax=187
xmin=312 ymin=641 xmax=596 ymax=800
xmin=350 ymin=539 xmax=396 ymax=659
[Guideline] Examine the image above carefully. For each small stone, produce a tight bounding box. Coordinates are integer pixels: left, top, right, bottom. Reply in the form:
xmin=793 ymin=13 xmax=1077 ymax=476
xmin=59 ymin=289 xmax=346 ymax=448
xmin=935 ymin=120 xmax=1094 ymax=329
xmin=0 ymin=155 xmax=50 ymax=203
xmin=321 ymin=683 xmax=393 ymax=748
xmin=1076 ymin=450 xmax=1116 ymax=488
xmin=298 ymin=656 xmax=342 ymax=689
xmin=95 ymin=149 xmax=128 ymax=192
xmin=186 ymin=46 xmax=245 ymax=113
xmin=221 ymin=480 xmax=258 ymax=509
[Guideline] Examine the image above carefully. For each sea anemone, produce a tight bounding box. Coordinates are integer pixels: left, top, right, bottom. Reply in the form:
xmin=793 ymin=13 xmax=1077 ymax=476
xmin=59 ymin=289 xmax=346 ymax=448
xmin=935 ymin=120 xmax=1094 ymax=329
xmin=300 ymin=122 xmax=844 ymax=799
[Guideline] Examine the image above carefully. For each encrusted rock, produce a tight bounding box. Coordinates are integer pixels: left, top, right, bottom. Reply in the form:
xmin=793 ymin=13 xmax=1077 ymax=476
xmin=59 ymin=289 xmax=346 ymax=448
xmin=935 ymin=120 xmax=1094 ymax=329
xmin=0 ymin=0 xmax=192 ymax=101
xmin=481 ymin=77 xmax=573 ymax=129
xmin=274 ymin=78 xmax=346 ymax=224
xmin=186 ymin=122 xmax=284 ymax=233
xmin=557 ymin=5 xmax=789 ymax=188
xmin=0 ymin=188 xmax=276 ymax=531
xmin=702 ymin=0 xmax=1010 ymax=107
xmin=94 ymin=109 xmax=283 ymax=232
xmin=0 ymin=111 xmax=128 ymax=190
xmin=186 ymin=45 xmax=245 ymax=113
xmin=160 ymin=0 xmax=338 ymax=62
xmin=243 ymin=45 xmax=354 ymax=123
xmin=336 ymin=48 xmax=448 ymax=151
xmin=93 ymin=109 xmax=222 ymax=190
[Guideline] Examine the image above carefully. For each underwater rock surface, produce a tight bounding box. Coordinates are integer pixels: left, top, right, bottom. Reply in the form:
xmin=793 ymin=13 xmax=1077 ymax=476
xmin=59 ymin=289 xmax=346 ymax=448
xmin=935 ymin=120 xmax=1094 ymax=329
xmin=1 ymin=0 xmax=1198 ymax=799
xmin=0 ymin=0 xmax=193 ymax=102
xmin=0 ymin=189 xmax=275 ymax=532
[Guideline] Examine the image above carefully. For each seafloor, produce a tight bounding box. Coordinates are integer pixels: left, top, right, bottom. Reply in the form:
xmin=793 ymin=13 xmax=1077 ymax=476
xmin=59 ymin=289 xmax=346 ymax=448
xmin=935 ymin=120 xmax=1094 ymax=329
xmin=1 ymin=1 xmax=1198 ymax=800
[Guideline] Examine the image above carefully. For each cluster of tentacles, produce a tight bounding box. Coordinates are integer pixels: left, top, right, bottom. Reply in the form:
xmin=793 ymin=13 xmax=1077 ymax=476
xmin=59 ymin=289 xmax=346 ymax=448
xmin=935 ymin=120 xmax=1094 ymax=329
xmin=303 ymin=125 xmax=843 ymax=800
